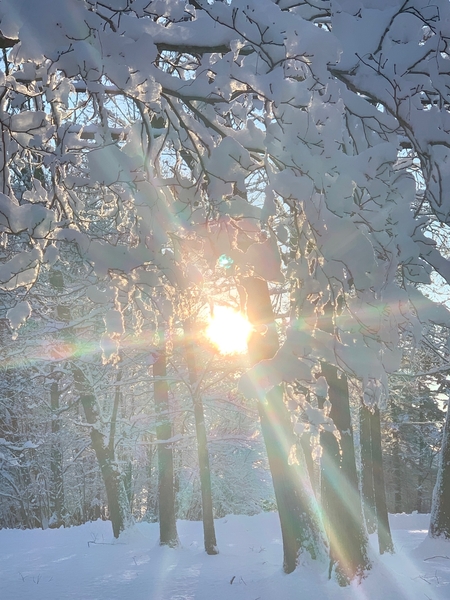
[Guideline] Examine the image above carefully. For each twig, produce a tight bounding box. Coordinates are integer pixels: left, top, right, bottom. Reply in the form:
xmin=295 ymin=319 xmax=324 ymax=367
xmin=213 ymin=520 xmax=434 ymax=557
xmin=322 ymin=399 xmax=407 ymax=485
xmin=413 ymin=575 xmax=431 ymax=584
xmin=87 ymin=541 xmax=126 ymax=547
xmin=424 ymin=555 xmax=450 ymax=561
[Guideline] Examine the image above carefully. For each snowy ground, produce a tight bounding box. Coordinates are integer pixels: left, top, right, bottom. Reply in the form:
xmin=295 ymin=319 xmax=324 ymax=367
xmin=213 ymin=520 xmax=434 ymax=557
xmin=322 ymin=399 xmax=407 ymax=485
xmin=0 ymin=512 xmax=449 ymax=600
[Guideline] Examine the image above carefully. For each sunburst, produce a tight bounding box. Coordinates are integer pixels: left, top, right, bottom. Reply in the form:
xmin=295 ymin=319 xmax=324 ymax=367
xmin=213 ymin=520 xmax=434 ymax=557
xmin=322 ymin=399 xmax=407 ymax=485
xmin=205 ymin=305 xmax=252 ymax=355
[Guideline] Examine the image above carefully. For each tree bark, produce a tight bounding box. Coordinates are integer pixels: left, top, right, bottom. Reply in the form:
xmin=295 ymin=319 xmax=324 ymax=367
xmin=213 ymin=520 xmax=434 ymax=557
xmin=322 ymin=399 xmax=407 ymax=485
xmin=370 ymin=407 xmax=394 ymax=554
xmin=430 ymin=402 xmax=450 ymax=538
xmin=243 ymin=277 xmax=326 ymax=573
xmin=299 ymin=431 xmax=316 ymax=494
xmin=391 ymin=401 xmax=402 ymax=513
xmin=360 ymin=404 xmax=377 ymax=533
xmin=319 ymin=364 xmax=370 ymax=584
xmin=51 ymin=270 xmax=131 ymax=537
xmin=50 ymin=380 xmax=64 ymax=527
xmin=153 ymin=326 xmax=179 ymax=547
xmin=184 ymin=318 xmax=218 ymax=555
xmin=417 ymin=411 xmax=425 ymax=514
xmin=392 ymin=434 xmax=402 ymax=513
xmin=108 ymin=369 xmax=122 ymax=458
xmin=73 ymin=368 xmax=131 ymax=538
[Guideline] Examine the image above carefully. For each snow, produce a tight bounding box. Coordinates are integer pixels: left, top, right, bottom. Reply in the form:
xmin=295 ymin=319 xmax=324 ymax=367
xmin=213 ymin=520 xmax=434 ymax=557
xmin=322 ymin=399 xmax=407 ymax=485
xmin=0 ymin=513 xmax=448 ymax=600
xmin=6 ymin=300 xmax=31 ymax=339
xmin=0 ymin=193 xmax=54 ymax=237
xmin=0 ymin=248 xmax=41 ymax=290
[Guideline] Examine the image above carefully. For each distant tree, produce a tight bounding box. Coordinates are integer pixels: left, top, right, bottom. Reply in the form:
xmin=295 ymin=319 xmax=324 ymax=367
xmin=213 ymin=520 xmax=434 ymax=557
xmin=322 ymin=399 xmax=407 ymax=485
xmin=430 ymin=401 xmax=450 ymax=539
xmin=153 ymin=323 xmax=179 ymax=547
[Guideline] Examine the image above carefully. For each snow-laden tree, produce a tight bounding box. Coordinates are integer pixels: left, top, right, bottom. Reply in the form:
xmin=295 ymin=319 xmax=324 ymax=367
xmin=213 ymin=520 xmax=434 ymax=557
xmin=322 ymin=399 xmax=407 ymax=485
xmin=2 ymin=0 xmax=450 ymax=580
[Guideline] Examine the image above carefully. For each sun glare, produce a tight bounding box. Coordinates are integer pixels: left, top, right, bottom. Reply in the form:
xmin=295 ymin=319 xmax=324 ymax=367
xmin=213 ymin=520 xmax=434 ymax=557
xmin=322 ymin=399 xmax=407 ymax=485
xmin=205 ymin=306 xmax=252 ymax=355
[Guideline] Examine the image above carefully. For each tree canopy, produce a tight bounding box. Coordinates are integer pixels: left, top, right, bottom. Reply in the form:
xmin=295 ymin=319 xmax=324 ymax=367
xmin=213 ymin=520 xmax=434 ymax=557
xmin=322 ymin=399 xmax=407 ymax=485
xmin=1 ymin=0 xmax=450 ymax=394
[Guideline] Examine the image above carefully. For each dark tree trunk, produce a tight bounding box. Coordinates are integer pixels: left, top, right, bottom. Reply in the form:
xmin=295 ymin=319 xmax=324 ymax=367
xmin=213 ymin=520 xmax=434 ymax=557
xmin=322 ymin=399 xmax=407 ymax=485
xmin=50 ymin=380 xmax=64 ymax=526
xmin=73 ymin=369 xmax=130 ymax=538
xmin=80 ymin=393 xmax=130 ymax=538
xmin=258 ymin=386 xmax=324 ymax=572
xmin=153 ymin=327 xmax=178 ymax=547
xmin=430 ymin=402 xmax=450 ymax=538
xmin=108 ymin=369 xmax=122 ymax=458
xmin=123 ymin=461 xmax=133 ymax=509
xmin=392 ymin=434 xmax=402 ymax=513
xmin=243 ymin=277 xmax=326 ymax=574
xmin=360 ymin=404 xmax=377 ymax=533
xmin=184 ymin=318 xmax=218 ymax=555
xmin=319 ymin=364 xmax=369 ymax=584
xmin=299 ymin=431 xmax=316 ymax=493
xmin=320 ymin=367 xmax=355 ymax=482
xmin=109 ymin=370 xmax=134 ymax=512
xmin=370 ymin=407 xmax=394 ymax=554
xmin=146 ymin=443 xmax=157 ymax=518
xmin=391 ymin=402 xmax=402 ymax=513
xmin=319 ymin=428 xmax=343 ymax=570
xmin=417 ymin=412 xmax=425 ymax=513
xmin=51 ymin=271 xmax=130 ymax=538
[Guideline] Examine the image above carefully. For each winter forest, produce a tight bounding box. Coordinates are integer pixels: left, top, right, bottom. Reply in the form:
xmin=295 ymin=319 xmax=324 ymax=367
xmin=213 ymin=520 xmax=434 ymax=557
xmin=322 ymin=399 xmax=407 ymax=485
xmin=1 ymin=0 xmax=450 ymax=595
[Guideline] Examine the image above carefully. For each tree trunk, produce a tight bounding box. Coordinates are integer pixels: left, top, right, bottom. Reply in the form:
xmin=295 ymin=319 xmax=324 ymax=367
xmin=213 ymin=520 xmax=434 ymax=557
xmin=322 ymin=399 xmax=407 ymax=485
xmin=392 ymin=434 xmax=402 ymax=513
xmin=370 ymin=407 xmax=394 ymax=554
xmin=417 ymin=412 xmax=425 ymax=513
xmin=430 ymin=401 xmax=450 ymax=538
xmin=50 ymin=380 xmax=64 ymax=527
xmin=73 ymin=368 xmax=131 ymax=538
xmin=360 ymin=404 xmax=377 ymax=533
xmin=51 ymin=271 xmax=131 ymax=537
xmin=146 ymin=442 xmax=157 ymax=519
xmin=299 ymin=431 xmax=316 ymax=494
xmin=243 ymin=277 xmax=326 ymax=573
xmin=184 ymin=318 xmax=218 ymax=555
xmin=153 ymin=326 xmax=179 ymax=547
xmin=258 ymin=386 xmax=324 ymax=572
xmin=319 ymin=364 xmax=370 ymax=584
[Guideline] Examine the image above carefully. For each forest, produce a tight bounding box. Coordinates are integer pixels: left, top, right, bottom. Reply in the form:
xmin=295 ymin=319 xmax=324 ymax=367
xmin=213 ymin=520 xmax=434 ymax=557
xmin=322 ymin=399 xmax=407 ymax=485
xmin=1 ymin=0 xmax=450 ymax=589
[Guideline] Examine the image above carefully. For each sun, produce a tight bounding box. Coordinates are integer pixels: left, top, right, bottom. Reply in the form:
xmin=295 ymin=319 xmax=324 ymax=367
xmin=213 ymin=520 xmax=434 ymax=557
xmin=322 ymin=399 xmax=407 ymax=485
xmin=205 ymin=305 xmax=252 ymax=355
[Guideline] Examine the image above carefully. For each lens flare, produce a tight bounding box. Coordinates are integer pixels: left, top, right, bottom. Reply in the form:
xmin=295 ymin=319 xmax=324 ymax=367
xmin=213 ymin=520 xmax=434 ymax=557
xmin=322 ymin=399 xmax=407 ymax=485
xmin=206 ymin=305 xmax=252 ymax=355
